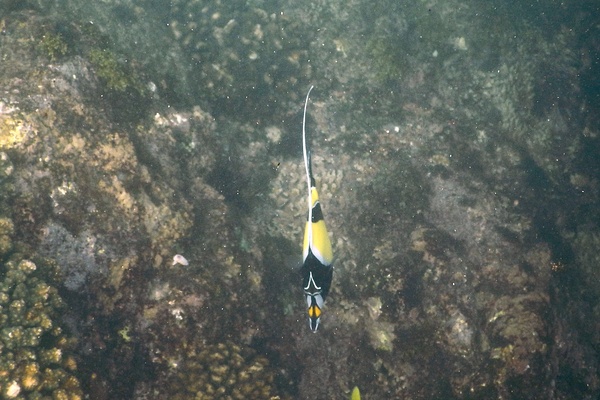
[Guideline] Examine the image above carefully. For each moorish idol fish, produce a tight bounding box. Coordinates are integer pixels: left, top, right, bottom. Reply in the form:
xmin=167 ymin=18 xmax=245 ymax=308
xmin=300 ymin=86 xmax=334 ymax=332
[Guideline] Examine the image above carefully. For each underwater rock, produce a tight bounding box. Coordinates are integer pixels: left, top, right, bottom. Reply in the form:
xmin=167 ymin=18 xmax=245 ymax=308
xmin=168 ymin=0 xmax=310 ymax=118
xmin=0 ymin=1 xmax=598 ymax=400
xmin=38 ymin=223 xmax=105 ymax=292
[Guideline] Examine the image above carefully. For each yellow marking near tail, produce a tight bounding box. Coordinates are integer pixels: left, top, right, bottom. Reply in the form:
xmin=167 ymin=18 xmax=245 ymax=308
xmin=308 ymin=305 xmax=321 ymax=318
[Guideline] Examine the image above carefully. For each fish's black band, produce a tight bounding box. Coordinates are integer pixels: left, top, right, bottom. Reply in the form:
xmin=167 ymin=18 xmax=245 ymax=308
xmin=301 ymin=251 xmax=333 ymax=300
xmin=310 ymin=202 xmax=324 ymax=223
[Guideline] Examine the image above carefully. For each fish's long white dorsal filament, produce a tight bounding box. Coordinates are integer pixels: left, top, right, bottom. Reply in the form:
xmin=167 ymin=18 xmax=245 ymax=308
xmin=303 ymin=85 xmax=314 ymax=253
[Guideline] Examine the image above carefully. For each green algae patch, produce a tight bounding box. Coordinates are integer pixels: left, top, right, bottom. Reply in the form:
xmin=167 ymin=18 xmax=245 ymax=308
xmin=38 ymin=32 xmax=68 ymax=62
xmin=88 ymin=48 xmax=134 ymax=92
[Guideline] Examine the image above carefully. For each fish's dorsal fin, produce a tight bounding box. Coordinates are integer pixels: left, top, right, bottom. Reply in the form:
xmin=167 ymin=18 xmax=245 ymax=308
xmin=302 ymin=85 xmax=314 ymax=243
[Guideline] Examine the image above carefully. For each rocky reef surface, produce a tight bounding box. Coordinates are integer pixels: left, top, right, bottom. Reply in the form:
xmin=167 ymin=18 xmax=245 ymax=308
xmin=0 ymin=0 xmax=599 ymax=399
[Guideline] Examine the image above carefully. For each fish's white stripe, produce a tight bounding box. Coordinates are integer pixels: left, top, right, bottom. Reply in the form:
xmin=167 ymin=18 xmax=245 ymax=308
xmin=304 ymin=271 xmax=321 ymax=292
xmin=302 ymin=85 xmax=314 ymax=249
